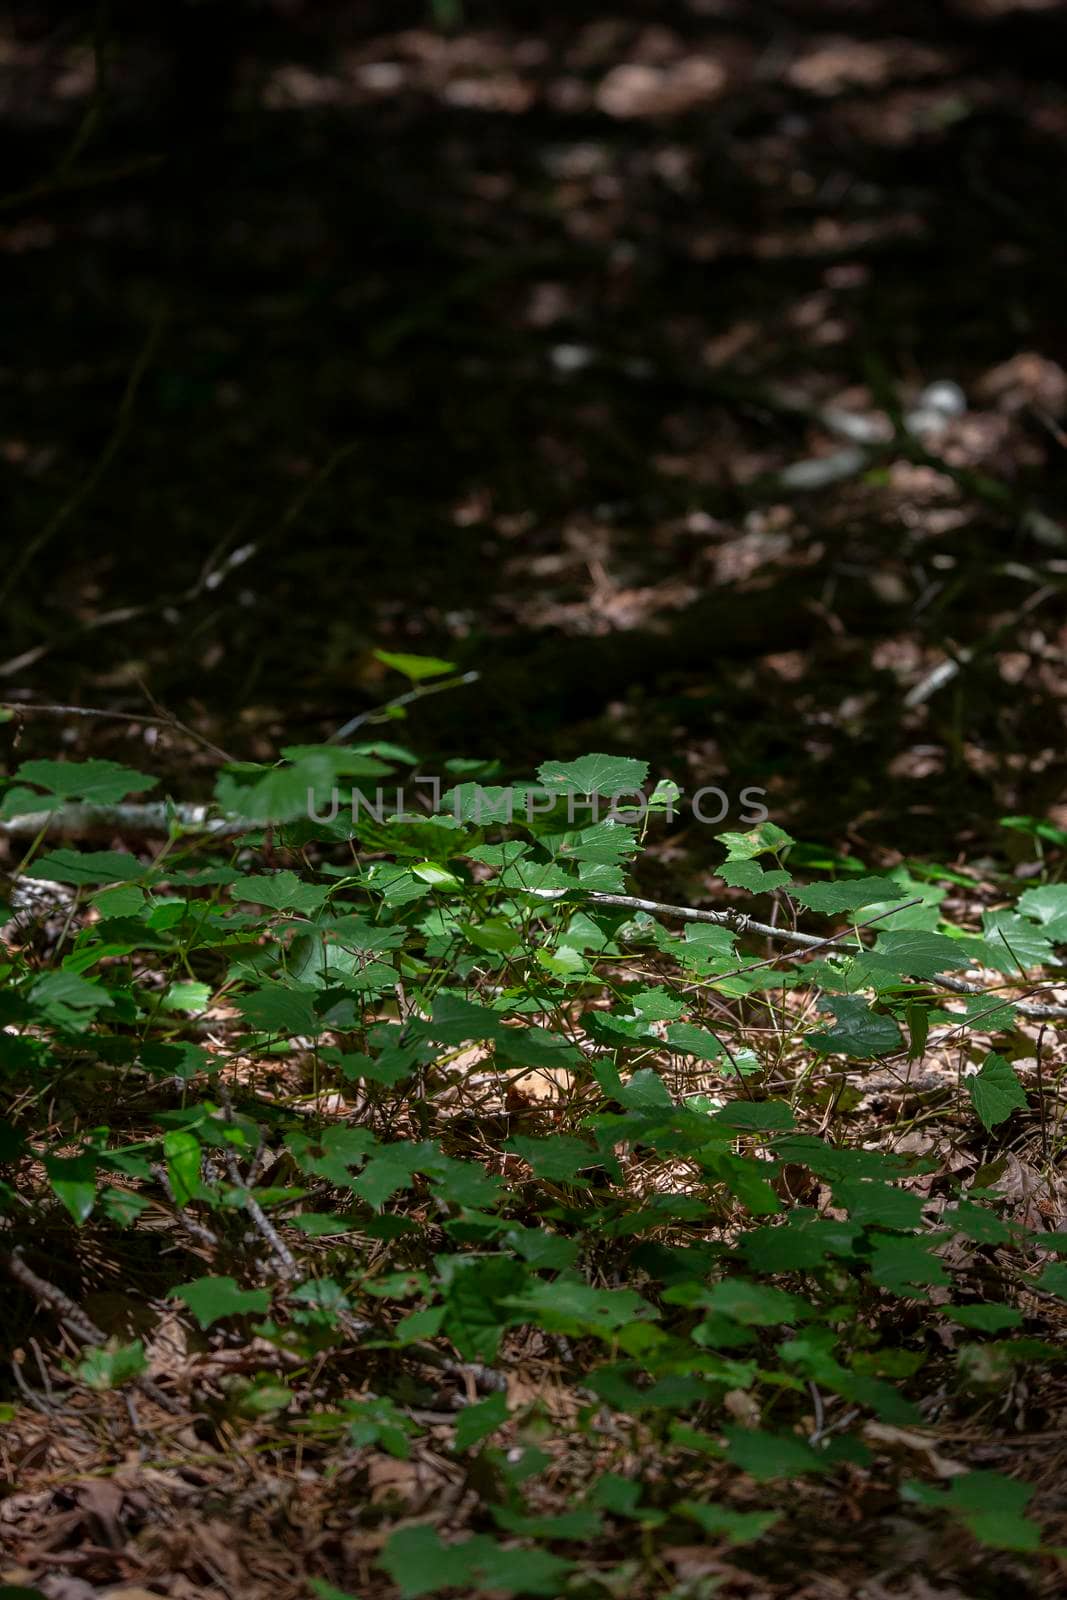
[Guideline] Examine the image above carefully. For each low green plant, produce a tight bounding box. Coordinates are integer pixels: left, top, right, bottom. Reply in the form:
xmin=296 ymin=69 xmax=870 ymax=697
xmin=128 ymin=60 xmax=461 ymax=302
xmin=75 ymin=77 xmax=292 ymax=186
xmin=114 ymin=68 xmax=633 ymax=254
xmin=2 ymin=744 xmax=1065 ymax=1592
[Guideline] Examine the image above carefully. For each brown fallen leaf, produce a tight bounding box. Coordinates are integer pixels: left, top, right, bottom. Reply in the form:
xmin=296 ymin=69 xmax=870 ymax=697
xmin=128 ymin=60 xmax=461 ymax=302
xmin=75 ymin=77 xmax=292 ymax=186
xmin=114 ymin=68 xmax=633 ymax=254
xmin=863 ymin=1421 xmax=966 ymax=1479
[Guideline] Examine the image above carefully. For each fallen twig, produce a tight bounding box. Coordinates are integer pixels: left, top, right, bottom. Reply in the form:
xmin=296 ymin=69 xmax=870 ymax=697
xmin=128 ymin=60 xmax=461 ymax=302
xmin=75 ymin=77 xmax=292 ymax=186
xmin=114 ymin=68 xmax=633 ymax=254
xmin=547 ymin=889 xmax=1067 ymax=1021
xmin=217 ymin=1086 xmax=300 ymax=1282
xmin=329 ymin=669 xmax=481 ymax=743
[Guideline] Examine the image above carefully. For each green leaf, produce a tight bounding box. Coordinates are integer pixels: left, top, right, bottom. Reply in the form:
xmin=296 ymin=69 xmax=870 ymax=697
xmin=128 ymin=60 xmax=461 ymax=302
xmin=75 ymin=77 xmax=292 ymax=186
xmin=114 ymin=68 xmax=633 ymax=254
xmin=967 ymin=1053 xmax=1027 ymax=1132
xmin=679 ymin=1501 xmax=779 ymax=1544
xmin=159 ymin=981 xmax=213 ymax=1016
xmin=493 ymin=1027 xmax=581 ymax=1070
xmin=740 ymin=1214 xmax=862 ymax=1272
xmin=617 ymin=1068 xmax=673 ymax=1110
xmin=832 ymin=1180 xmax=925 ymax=1231
xmin=74 ymin=1338 xmax=147 ymax=1390
xmin=718 ymin=860 xmax=792 ymax=892
xmin=722 ymin=1426 xmax=830 ymax=1481
xmin=416 ymin=993 xmax=507 ymax=1044
xmin=865 ymin=931 xmax=974 ymax=980
xmin=26 ymin=849 xmax=144 ymax=886
xmin=31 ymin=970 xmax=111 ymax=1024
xmin=503 ymin=1134 xmax=598 ymax=1185
xmin=90 ymin=883 xmax=146 ymax=917
xmin=454 ymin=1390 xmax=509 ymax=1451
xmin=460 ymin=918 xmax=520 ymax=954
xmin=866 ymin=1234 xmax=950 ymax=1295
xmin=411 ymin=861 xmax=465 ymax=889
xmin=171 ymin=1275 xmax=270 ymax=1328
xmin=374 ymin=649 xmax=457 ymax=681
xmin=231 ymin=872 xmax=329 ymax=913
xmin=718 ymin=823 xmax=794 ymax=860
xmin=588 ymin=1472 xmax=662 ymax=1522
xmin=13 ymin=758 xmax=157 ymax=804
xmin=905 ymin=1470 xmax=1040 ymax=1552
xmin=44 ymin=1154 xmax=96 ymax=1224
xmin=381 ymin=1527 xmax=573 ymax=1599
xmin=216 ymin=751 xmax=386 ymax=824
xmin=946 ymin=1199 xmax=1014 ymax=1246
xmin=1034 ymin=1262 xmax=1067 ymax=1297
xmin=537 ymin=754 xmax=649 ymax=797
xmin=554 ymin=822 xmax=640 ymax=865
xmin=664 ymin=1023 xmax=727 ymax=1062
xmin=978 ymin=910 xmax=1054 ymax=974
xmin=1016 ymin=883 xmax=1067 ymax=941
xmin=343 ymin=1395 xmax=415 ymax=1457
xmin=235 ymin=983 xmax=319 ymax=1036
xmin=808 ymin=996 xmax=902 ymax=1058
xmin=628 ymin=986 xmax=685 ymax=1022
xmin=279 ymin=744 xmax=396 ymax=780
xmin=164 ymin=1128 xmax=203 ymax=1205
xmin=141 ymin=1041 xmax=211 ymax=1082
xmin=944 ymin=1304 xmax=1022 ymax=1333
xmin=792 ymin=876 xmax=906 ymax=914
xmin=712 ymin=1099 xmax=795 ymax=1132
xmin=491 ymin=1506 xmax=602 ymax=1539
xmin=679 ymin=1277 xmax=809 ymax=1326
xmin=439 ymin=1255 xmax=527 ymax=1362
xmin=503 ymin=1280 xmax=653 ymax=1339
xmin=503 ymin=1227 xmax=579 ymax=1272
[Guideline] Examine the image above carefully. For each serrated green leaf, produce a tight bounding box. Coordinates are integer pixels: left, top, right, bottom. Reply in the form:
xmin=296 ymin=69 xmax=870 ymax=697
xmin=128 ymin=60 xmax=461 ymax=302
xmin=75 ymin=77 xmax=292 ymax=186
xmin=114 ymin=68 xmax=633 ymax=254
xmin=231 ymin=872 xmax=329 ymax=913
xmin=171 ymin=1275 xmax=270 ymax=1328
xmin=235 ymin=983 xmax=319 ymax=1035
xmin=718 ymin=823 xmax=794 ymax=860
xmin=680 ymin=1500 xmax=780 ymax=1543
xmin=74 ymin=1338 xmax=147 ymax=1390
xmin=718 ymin=860 xmax=793 ymax=892
xmin=503 ymin=1134 xmax=598 ymax=1184
xmin=454 ymin=1390 xmax=509 ymax=1451
xmin=832 ymin=1180 xmax=925 ymax=1231
xmin=967 ymin=1053 xmax=1027 ymax=1132
xmin=159 ymin=980 xmax=213 ymax=1016
xmin=905 ymin=1470 xmax=1040 ymax=1552
xmin=944 ymin=1304 xmax=1022 ymax=1332
xmin=722 ymin=1426 xmax=830 ymax=1481
xmin=1016 ymin=883 xmax=1067 ymax=941
xmin=808 ymin=996 xmax=902 ymax=1058
xmin=665 ymin=1022 xmax=727 ymax=1062
xmin=26 ymin=849 xmax=144 ymax=886
xmin=792 ymin=876 xmax=905 ymax=914
xmin=865 ymin=931 xmax=975 ymax=980
xmin=14 ymin=758 xmax=157 ymax=804
xmin=537 ymin=753 xmax=649 ymax=797
xmin=381 ymin=1525 xmax=573 ymax=1599
xmin=503 ymin=1280 xmax=653 ymax=1339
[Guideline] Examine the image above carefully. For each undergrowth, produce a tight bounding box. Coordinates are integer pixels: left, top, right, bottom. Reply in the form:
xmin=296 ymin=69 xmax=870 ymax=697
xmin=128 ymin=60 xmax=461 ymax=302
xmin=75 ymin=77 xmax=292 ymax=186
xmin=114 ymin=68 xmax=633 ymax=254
xmin=2 ymin=726 xmax=1067 ymax=1598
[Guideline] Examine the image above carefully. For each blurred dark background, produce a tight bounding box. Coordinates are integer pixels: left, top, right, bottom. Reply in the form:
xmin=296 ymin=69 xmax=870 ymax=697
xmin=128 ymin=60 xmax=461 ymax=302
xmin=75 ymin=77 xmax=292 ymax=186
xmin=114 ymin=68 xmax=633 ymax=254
xmin=2 ymin=0 xmax=1067 ymax=859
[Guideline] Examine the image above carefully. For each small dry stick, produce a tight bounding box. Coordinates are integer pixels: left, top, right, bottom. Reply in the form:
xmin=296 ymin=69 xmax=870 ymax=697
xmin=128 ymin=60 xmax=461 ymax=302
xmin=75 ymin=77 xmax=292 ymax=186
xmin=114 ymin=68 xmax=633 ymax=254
xmin=216 ymin=1085 xmax=300 ymax=1282
xmin=1035 ymin=1024 xmax=1049 ymax=1160
xmin=152 ymin=1163 xmax=220 ymax=1249
xmin=222 ymin=1148 xmax=300 ymax=1282
xmin=538 ymin=889 xmax=1067 ymax=1020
